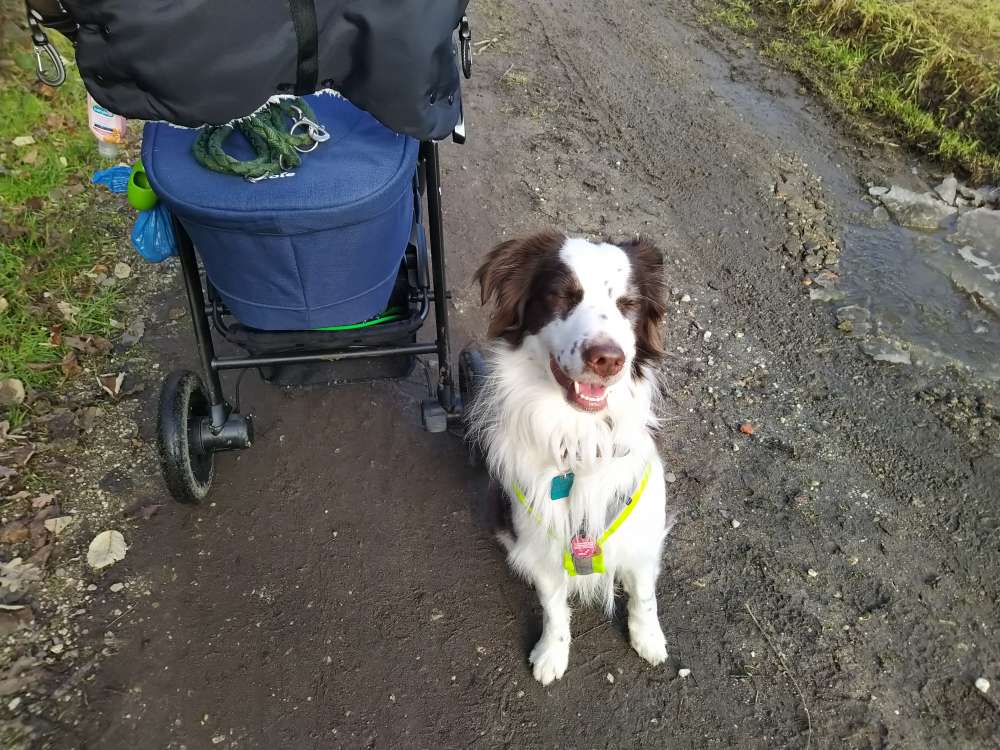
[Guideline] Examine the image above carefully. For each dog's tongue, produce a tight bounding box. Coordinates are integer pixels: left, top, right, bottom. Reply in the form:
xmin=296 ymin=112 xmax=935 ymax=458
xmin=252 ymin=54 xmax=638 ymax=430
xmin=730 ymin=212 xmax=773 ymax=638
xmin=577 ymin=381 xmax=607 ymax=398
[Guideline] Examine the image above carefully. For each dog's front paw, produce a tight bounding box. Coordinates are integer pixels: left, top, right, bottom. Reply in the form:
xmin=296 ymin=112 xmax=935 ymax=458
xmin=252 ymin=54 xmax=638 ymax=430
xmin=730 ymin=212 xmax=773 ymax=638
xmin=630 ymin=625 xmax=668 ymax=666
xmin=529 ymin=638 xmax=570 ymax=685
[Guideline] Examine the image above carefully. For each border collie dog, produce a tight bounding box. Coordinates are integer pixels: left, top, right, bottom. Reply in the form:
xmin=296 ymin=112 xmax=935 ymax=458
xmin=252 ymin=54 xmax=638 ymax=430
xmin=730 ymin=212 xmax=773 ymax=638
xmin=469 ymin=230 xmax=672 ymax=685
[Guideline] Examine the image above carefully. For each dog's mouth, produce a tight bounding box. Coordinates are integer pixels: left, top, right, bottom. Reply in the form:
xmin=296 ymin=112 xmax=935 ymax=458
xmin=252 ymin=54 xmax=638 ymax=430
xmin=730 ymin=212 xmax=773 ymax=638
xmin=549 ymin=357 xmax=609 ymax=412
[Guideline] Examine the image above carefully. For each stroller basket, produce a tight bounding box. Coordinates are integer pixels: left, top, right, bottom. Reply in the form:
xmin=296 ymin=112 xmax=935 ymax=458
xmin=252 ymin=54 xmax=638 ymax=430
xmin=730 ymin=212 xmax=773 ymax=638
xmin=143 ymin=94 xmax=420 ymax=331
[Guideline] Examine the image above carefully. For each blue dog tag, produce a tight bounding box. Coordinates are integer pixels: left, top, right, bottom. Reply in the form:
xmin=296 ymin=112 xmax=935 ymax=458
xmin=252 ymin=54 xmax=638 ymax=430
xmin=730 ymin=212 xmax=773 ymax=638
xmin=550 ymin=472 xmax=574 ymax=501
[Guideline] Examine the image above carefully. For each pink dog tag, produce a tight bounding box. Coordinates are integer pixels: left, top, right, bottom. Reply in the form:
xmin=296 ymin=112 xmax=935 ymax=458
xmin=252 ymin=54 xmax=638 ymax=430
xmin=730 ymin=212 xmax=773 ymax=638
xmin=570 ymin=535 xmax=598 ymax=558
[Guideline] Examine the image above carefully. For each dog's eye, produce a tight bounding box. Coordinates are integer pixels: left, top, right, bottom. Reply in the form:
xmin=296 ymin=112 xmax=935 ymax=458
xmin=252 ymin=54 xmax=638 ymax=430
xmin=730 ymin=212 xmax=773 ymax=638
xmin=617 ymin=297 xmax=641 ymax=314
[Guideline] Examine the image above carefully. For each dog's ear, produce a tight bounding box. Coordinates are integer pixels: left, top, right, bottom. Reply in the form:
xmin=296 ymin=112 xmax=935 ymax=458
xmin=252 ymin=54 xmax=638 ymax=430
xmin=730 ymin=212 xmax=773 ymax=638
xmin=474 ymin=230 xmax=565 ymax=341
xmin=619 ymin=237 xmax=667 ymax=365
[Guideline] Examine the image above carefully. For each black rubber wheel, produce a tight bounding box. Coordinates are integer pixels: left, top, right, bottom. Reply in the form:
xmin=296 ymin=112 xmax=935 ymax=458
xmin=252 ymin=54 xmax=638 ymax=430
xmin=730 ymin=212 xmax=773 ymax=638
xmin=158 ymin=370 xmax=215 ymax=504
xmin=459 ymin=348 xmax=489 ymax=468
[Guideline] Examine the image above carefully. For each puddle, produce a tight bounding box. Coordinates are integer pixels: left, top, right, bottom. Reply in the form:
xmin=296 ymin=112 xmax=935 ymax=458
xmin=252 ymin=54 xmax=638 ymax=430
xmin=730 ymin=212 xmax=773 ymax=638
xmin=837 ymin=205 xmax=1000 ymax=380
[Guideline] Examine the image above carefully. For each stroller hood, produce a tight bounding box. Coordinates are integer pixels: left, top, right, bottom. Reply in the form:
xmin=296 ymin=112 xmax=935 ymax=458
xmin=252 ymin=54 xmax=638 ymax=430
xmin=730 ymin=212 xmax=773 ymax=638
xmin=46 ymin=0 xmax=468 ymax=140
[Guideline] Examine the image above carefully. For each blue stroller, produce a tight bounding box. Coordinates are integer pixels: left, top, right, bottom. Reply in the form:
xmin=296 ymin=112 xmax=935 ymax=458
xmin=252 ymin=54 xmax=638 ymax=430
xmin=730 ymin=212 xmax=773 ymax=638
xmin=24 ymin=1 xmax=482 ymax=504
xmin=141 ymin=92 xmax=485 ymax=503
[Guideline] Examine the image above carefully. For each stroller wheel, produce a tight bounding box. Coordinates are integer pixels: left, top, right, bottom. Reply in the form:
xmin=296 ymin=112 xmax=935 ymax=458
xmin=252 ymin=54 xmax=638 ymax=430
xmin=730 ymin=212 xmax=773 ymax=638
xmin=158 ymin=369 xmax=216 ymax=503
xmin=459 ymin=347 xmax=489 ymax=468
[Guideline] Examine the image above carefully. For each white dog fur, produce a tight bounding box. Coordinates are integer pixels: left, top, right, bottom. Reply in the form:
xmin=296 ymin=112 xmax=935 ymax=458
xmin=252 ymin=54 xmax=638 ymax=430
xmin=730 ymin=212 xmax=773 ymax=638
xmin=469 ymin=232 xmax=672 ymax=686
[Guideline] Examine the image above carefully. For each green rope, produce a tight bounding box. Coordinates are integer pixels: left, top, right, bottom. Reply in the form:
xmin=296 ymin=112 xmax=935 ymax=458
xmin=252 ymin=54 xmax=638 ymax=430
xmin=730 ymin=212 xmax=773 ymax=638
xmin=192 ymin=98 xmax=322 ymax=180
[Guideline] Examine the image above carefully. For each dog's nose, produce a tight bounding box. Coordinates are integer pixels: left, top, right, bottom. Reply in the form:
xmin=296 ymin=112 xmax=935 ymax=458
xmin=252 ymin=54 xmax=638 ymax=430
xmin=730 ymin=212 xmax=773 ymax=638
xmin=582 ymin=341 xmax=625 ymax=378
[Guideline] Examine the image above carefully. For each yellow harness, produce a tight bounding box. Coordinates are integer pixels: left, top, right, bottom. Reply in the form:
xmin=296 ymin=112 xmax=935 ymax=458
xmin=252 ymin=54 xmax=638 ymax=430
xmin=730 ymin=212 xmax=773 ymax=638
xmin=511 ymin=464 xmax=651 ymax=576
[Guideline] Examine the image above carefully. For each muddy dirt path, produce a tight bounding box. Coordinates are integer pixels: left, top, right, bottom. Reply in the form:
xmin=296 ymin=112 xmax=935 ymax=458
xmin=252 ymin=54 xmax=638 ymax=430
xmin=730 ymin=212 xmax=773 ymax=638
xmin=51 ymin=1 xmax=999 ymax=748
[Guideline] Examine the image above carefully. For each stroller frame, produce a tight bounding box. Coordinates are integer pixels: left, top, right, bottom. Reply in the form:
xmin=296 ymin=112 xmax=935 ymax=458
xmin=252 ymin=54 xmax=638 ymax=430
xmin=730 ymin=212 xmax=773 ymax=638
xmin=158 ymin=140 xmax=482 ymax=503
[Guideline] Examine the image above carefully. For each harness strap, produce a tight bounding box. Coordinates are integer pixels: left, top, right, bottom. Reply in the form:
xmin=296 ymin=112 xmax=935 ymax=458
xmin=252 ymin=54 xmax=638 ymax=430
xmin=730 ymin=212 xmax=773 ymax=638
xmin=510 ymin=463 xmax=652 ymax=556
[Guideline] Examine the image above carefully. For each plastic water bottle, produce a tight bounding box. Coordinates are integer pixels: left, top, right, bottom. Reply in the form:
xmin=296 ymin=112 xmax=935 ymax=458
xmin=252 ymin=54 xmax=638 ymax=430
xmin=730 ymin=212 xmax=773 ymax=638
xmin=87 ymin=94 xmax=127 ymax=159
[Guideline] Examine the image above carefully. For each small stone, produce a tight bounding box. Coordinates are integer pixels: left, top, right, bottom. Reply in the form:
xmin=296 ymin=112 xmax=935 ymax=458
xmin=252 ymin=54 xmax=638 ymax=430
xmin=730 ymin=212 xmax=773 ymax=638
xmin=0 ymin=297 xmax=8 ymax=314
xmin=933 ymin=176 xmax=959 ymax=206
xmin=212 ymin=736 xmax=226 ymax=745
xmin=703 ymin=331 xmax=712 ymax=341
xmin=739 ymin=422 xmax=754 ymax=435
xmin=807 ymin=568 xmax=819 ymax=578
xmin=0 ymin=378 xmax=26 ymax=407
xmin=872 ymin=206 xmax=890 ymax=223
xmin=8 ymin=697 xmax=21 ymax=711
xmin=868 ymin=186 xmax=889 ymax=197
xmin=606 ymin=672 xmax=615 ymax=684
xmin=879 ymin=185 xmax=957 ymax=230
xmin=975 ymin=677 xmax=990 ymax=694
xmin=863 ymin=340 xmax=912 ymax=365
xmin=680 ymin=294 xmax=691 ymax=303
xmin=113 ymin=262 xmax=132 ymax=279
xmin=731 ymin=519 xmax=741 ymax=529
xmin=665 ymin=472 xmax=677 ymax=484
xmin=677 ymin=668 xmax=691 ymax=678
xmin=110 ymin=582 xmax=124 ymax=593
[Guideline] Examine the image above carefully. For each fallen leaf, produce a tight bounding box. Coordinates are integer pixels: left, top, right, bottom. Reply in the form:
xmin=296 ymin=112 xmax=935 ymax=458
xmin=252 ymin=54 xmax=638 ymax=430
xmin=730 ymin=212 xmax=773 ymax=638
xmin=55 ymin=301 xmax=79 ymax=324
xmin=739 ymin=422 xmax=755 ymax=435
xmin=86 ymin=530 xmax=127 ymax=569
xmin=0 ymin=421 xmax=9 ymax=442
xmin=0 ymin=520 xmax=30 ymax=545
xmin=12 ymin=136 xmax=35 ymax=147
xmin=0 ymin=379 xmax=25 ymax=407
xmin=60 ymin=350 xmax=82 ymax=379
xmin=64 ymin=335 xmax=112 ymax=355
xmin=0 ymin=297 xmax=8 ymax=314
xmin=97 ymin=373 xmax=125 ymax=398
xmin=49 ymin=324 xmax=62 ymax=347
xmin=113 ymin=262 xmax=131 ymax=279
xmin=0 ymin=557 xmax=41 ymax=600
xmin=8 ymin=445 xmax=34 ymax=467
xmin=119 ymin=319 xmax=145 ymax=348
xmin=43 ymin=516 xmax=73 ymax=536
xmin=37 ymin=409 xmax=77 ymax=441
xmin=30 ymin=494 xmax=54 ymax=509
xmin=21 ymin=149 xmax=39 ymax=166
xmin=75 ymin=406 xmax=102 ymax=433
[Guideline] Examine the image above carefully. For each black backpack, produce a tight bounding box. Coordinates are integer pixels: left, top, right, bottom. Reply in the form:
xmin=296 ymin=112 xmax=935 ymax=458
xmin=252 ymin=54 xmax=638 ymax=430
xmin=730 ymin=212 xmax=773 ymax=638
xmin=24 ymin=0 xmax=469 ymax=140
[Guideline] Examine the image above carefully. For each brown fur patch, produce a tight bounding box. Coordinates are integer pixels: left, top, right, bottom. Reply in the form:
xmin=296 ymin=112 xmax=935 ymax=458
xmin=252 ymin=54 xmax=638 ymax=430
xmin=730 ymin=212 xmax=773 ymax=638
xmin=618 ymin=237 xmax=667 ymax=375
xmin=474 ymin=230 xmax=581 ymax=344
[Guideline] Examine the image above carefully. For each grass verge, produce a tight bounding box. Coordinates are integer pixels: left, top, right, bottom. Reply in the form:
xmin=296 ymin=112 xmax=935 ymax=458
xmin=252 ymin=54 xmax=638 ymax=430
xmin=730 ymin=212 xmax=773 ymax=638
xmin=709 ymin=0 xmax=1000 ymax=180
xmin=0 ymin=27 xmax=130 ymax=421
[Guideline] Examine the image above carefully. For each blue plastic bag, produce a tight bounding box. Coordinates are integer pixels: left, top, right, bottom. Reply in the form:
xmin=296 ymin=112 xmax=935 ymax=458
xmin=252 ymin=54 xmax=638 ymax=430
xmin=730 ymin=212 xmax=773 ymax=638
xmin=130 ymin=204 xmax=177 ymax=263
xmin=93 ymin=166 xmax=177 ymax=262
xmin=92 ymin=165 xmax=131 ymax=193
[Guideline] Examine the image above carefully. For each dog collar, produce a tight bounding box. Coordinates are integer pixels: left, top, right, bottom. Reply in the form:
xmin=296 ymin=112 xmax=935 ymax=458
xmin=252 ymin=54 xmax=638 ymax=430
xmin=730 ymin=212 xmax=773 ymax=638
xmin=511 ymin=464 xmax=652 ymax=577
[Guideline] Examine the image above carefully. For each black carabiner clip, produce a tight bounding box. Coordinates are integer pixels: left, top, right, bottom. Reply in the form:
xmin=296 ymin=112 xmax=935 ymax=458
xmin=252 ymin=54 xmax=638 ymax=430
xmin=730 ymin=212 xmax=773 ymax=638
xmin=459 ymin=16 xmax=472 ymax=80
xmin=25 ymin=4 xmax=66 ymax=87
